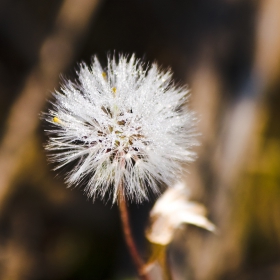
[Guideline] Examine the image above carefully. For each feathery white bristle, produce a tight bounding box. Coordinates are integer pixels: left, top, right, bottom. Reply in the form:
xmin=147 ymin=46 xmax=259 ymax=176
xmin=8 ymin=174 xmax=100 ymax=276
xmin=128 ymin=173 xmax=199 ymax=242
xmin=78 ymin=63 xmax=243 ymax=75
xmin=45 ymin=54 xmax=198 ymax=203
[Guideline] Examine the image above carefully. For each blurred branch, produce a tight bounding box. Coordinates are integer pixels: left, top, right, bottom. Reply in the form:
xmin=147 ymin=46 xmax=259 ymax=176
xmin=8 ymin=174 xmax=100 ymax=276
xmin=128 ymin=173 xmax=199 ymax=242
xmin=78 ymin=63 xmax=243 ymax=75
xmin=254 ymin=0 xmax=280 ymax=88
xmin=0 ymin=0 xmax=102 ymax=208
xmin=187 ymin=0 xmax=280 ymax=279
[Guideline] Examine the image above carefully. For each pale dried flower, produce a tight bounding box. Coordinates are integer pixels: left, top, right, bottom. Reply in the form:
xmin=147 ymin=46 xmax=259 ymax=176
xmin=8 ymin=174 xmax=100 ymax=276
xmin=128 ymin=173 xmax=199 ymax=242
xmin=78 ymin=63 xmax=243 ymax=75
xmin=146 ymin=182 xmax=215 ymax=245
xmin=44 ymin=55 xmax=198 ymax=203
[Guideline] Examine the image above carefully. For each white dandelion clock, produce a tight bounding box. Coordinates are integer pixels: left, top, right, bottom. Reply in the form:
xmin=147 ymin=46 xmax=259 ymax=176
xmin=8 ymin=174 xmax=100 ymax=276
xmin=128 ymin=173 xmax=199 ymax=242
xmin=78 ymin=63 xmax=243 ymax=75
xmin=44 ymin=54 xmax=198 ymax=203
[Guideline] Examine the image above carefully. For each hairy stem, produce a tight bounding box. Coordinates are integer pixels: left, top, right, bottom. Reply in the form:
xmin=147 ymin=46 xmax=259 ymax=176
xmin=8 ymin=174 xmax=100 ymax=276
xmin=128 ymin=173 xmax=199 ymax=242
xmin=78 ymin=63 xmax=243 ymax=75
xmin=118 ymin=181 xmax=150 ymax=280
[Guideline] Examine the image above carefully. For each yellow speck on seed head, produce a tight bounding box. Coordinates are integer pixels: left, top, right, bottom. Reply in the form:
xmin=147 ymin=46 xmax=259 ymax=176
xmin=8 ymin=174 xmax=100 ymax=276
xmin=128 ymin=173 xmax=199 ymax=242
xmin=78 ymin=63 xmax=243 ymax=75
xmin=53 ymin=116 xmax=61 ymax=123
xmin=102 ymin=72 xmax=107 ymax=79
xmin=112 ymin=87 xmax=117 ymax=97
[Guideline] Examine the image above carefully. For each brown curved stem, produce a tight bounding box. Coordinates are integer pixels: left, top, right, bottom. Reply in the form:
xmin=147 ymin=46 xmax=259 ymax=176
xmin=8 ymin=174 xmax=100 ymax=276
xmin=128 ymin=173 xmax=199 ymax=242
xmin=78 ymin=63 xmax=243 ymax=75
xmin=118 ymin=181 xmax=150 ymax=280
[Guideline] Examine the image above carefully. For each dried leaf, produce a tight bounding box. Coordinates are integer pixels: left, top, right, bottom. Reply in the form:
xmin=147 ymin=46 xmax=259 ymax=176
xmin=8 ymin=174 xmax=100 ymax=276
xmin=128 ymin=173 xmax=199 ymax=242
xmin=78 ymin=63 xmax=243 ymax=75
xmin=144 ymin=243 xmax=171 ymax=280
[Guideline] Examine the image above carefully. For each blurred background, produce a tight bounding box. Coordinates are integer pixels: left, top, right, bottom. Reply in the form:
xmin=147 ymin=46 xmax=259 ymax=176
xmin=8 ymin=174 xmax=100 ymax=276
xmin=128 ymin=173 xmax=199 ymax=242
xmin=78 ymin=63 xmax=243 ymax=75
xmin=0 ymin=0 xmax=280 ymax=279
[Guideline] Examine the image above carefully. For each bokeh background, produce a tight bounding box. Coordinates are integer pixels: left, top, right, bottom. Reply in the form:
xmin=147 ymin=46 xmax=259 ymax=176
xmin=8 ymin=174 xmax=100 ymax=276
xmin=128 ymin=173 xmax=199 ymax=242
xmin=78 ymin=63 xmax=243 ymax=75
xmin=1 ymin=0 xmax=280 ymax=279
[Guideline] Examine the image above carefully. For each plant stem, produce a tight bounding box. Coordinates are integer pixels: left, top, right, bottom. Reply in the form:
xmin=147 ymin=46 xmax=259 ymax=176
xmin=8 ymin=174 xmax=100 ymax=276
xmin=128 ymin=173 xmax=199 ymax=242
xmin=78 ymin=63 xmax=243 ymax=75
xmin=118 ymin=181 xmax=150 ymax=280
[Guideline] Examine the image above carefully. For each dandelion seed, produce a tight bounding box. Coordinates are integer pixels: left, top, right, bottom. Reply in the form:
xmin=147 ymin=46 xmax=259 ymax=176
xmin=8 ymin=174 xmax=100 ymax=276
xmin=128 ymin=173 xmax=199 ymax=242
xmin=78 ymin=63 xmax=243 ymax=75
xmin=44 ymin=54 xmax=198 ymax=203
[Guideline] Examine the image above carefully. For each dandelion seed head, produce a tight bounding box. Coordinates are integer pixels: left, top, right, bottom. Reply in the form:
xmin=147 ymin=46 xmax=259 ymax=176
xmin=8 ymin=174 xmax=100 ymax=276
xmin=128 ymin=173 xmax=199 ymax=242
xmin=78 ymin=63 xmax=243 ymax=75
xmin=44 ymin=54 xmax=198 ymax=203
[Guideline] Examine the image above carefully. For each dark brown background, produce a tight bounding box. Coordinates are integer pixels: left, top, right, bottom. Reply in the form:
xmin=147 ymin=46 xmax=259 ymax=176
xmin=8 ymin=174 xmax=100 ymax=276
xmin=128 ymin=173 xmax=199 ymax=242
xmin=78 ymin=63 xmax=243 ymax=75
xmin=0 ymin=0 xmax=280 ymax=279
